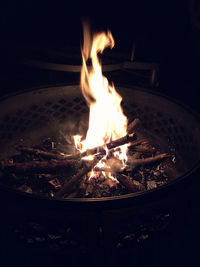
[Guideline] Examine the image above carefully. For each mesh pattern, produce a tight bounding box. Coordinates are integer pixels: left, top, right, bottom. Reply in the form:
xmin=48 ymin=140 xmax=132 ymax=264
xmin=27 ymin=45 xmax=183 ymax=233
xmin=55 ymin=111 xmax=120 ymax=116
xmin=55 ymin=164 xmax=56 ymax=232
xmin=0 ymin=97 xmax=88 ymax=141
xmin=0 ymin=85 xmax=199 ymax=170
xmin=122 ymin=102 xmax=196 ymax=158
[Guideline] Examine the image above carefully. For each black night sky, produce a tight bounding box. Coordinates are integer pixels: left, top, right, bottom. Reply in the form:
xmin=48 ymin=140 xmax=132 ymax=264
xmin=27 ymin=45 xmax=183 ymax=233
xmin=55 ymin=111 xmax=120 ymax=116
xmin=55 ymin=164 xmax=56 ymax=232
xmin=0 ymin=0 xmax=199 ymax=111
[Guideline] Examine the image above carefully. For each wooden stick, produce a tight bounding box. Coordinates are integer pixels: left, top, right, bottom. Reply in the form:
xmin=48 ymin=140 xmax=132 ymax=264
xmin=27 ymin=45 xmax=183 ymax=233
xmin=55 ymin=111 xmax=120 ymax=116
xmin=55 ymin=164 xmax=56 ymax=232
xmin=18 ymin=120 xmax=139 ymax=161
xmin=18 ymin=146 xmax=75 ymax=160
xmin=18 ymin=119 xmax=139 ymax=161
xmin=1 ymin=159 xmax=77 ymax=174
xmin=79 ymin=133 xmax=136 ymax=158
xmin=78 ymin=175 xmax=88 ymax=196
xmin=129 ymin=144 xmax=156 ymax=154
xmin=127 ymin=118 xmax=141 ymax=133
xmin=128 ymin=153 xmax=169 ymax=167
xmin=55 ymin=157 xmax=99 ymax=198
xmin=20 ymin=132 xmax=136 ymax=162
xmin=116 ymin=174 xmax=145 ymax=192
xmin=128 ymin=138 xmax=149 ymax=148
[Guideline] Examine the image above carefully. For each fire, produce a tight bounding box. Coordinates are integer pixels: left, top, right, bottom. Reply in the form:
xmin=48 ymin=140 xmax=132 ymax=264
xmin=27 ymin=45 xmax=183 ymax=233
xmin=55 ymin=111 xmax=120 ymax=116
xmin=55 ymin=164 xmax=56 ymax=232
xmin=74 ymin=23 xmax=128 ymax=177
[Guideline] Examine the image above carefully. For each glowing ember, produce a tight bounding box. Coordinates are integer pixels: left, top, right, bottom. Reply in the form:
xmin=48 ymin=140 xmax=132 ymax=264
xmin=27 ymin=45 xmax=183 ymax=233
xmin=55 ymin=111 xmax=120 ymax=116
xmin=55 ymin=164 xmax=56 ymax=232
xmin=74 ymin=22 xmax=128 ymax=178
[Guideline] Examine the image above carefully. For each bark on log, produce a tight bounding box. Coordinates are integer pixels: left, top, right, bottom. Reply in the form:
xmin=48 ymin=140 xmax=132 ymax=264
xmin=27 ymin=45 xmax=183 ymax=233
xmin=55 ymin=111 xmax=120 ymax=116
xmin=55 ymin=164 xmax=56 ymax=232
xmin=77 ymin=133 xmax=136 ymax=159
xmin=128 ymin=139 xmax=149 ymax=148
xmin=116 ymin=174 xmax=145 ymax=192
xmin=55 ymin=158 xmax=99 ymax=198
xmin=128 ymin=153 xmax=169 ymax=167
xmin=129 ymin=144 xmax=156 ymax=154
xmin=18 ymin=119 xmax=139 ymax=161
xmin=127 ymin=118 xmax=141 ymax=133
xmin=18 ymin=146 xmax=75 ymax=160
xmin=1 ymin=159 xmax=77 ymax=174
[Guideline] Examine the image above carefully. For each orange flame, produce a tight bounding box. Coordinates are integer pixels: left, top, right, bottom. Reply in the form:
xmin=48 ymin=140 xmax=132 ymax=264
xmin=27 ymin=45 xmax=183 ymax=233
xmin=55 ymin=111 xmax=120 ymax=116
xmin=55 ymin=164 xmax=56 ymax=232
xmin=74 ymin=22 xmax=128 ymax=176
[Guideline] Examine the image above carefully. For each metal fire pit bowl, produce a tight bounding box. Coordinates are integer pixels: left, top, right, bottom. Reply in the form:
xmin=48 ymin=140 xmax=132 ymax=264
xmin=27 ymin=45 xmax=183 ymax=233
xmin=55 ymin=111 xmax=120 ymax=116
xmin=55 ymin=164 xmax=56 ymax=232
xmin=0 ymin=84 xmax=200 ymax=267
xmin=0 ymin=84 xmax=200 ymax=202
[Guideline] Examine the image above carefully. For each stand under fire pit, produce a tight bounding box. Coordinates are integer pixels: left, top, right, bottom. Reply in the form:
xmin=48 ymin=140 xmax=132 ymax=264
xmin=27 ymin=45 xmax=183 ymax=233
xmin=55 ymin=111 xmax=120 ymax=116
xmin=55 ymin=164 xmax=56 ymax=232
xmin=0 ymin=84 xmax=200 ymax=267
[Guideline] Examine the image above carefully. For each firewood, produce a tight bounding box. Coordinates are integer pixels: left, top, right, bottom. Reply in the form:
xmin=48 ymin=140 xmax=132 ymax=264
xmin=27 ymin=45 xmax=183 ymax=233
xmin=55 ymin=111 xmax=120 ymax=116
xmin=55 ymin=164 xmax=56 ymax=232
xmin=18 ymin=146 xmax=75 ymax=160
xmin=128 ymin=138 xmax=149 ymax=148
xmin=0 ymin=159 xmax=78 ymax=174
xmin=75 ymin=132 xmax=136 ymax=159
xmin=129 ymin=144 xmax=156 ymax=154
xmin=55 ymin=157 xmax=99 ymax=198
xmin=116 ymin=174 xmax=145 ymax=192
xmin=103 ymin=178 xmax=118 ymax=188
xmin=20 ymin=133 xmax=136 ymax=162
xmin=85 ymin=183 xmax=94 ymax=196
xmin=78 ymin=175 xmax=88 ymax=196
xmin=18 ymin=132 xmax=136 ymax=161
xmin=128 ymin=153 xmax=169 ymax=167
xmin=127 ymin=118 xmax=141 ymax=133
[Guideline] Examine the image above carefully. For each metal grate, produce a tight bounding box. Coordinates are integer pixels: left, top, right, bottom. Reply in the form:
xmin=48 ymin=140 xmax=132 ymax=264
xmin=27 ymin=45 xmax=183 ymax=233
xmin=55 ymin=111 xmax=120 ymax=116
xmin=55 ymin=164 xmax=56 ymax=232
xmin=0 ymin=97 xmax=88 ymax=141
xmin=0 ymin=84 xmax=199 ymax=174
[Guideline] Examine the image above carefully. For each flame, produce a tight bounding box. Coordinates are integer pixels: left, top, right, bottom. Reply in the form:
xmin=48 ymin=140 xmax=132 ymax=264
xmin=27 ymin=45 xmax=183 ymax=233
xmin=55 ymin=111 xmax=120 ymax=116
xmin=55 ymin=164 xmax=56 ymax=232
xmin=74 ymin=22 xmax=128 ymax=177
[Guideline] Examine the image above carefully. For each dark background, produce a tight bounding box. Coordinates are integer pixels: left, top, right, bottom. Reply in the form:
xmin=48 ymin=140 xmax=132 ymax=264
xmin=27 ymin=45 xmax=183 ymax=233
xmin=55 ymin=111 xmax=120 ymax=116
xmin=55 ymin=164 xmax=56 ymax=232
xmin=0 ymin=1 xmax=200 ymax=266
xmin=0 ymin=0 xmax=199 ymax=111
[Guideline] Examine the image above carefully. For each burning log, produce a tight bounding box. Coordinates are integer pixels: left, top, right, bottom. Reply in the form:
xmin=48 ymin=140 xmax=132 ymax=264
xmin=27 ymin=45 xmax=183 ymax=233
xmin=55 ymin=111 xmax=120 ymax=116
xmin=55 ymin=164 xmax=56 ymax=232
xmin=17 ymin=119 xmax=140 ymax=161
xmin=116 ymin=174 xmax=145 ymax=192
xmin=18 ymin=130 xmax=137 ymax=161
xmin=93 ymin=153 xmax=167 ymax=173
xmin=0 ymin=133 xmax=140 ymax=176
xmin=18 ymin=133 xmax=136 ymax=163
xmin=0 ymin=159 xmax=78 ymax=174
xmin=55 ymin=157 xmax=99 ymax=198
xmin=128 ymin=153 xmax=169 ymax=167
xmin=75 ymin=132 xmax=136 ymax=159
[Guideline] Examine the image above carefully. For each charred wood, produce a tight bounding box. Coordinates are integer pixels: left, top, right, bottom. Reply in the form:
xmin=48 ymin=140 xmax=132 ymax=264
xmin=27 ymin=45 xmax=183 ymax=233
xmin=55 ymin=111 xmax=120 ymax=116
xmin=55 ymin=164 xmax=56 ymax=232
xmin=116 ymin=174 xmax=145 ymax=192
xmin=127 ymin=118 xmax=141 ymax=133
xmin=1 ymin=159 xmax=78 ymax=174
xmin=128 ymin=139 xmax=149 ymax=148
xmin=129 ymin=144 xmax=156 ymax=154
xmin=18 ymin=146 xmax=75 ymax=160
xmin=55 ymin=158 xmax=99 ymax=198
xmin=69 ymin=132 xmax=136 ymax=159
xmin=128 ymin=153 xmax=169 ymax=167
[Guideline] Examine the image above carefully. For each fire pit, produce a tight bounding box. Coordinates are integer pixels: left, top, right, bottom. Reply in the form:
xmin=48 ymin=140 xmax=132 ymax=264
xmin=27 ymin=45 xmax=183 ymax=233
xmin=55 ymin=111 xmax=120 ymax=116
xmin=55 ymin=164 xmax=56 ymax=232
xmin=1 ymin=24 xmax=199 ymax=201
xmin=0 ymin=83 xmax=196 ymax=197
xmin=0 ymin=84 xmax=200 ymax=266
xmin=0 ymin=24 xmax=200 ymax=267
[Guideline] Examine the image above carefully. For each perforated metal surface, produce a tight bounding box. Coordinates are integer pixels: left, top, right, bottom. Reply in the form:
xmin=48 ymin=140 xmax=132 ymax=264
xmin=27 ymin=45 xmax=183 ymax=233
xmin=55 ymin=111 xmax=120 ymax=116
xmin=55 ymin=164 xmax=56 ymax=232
xmin=0 ymin=85 xmax=199 ymax=177
xmin=0 ymin=94 xmax=87 ymax=141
